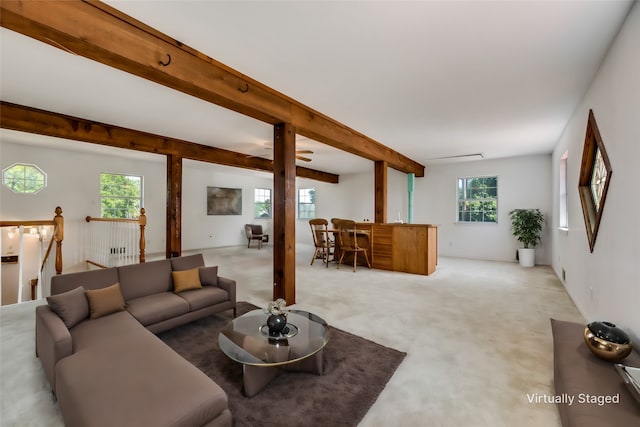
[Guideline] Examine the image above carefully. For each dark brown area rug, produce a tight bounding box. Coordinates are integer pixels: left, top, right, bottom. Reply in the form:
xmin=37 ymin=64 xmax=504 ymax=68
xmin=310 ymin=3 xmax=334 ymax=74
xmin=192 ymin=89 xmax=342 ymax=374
xmin=158 ymin=301 xmax=406 ymax=427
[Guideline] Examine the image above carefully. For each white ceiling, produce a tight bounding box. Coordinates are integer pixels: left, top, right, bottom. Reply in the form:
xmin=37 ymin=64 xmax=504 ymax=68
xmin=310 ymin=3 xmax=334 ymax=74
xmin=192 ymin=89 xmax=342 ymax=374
xmin=0 ymin=0 xmax=634 ymax=175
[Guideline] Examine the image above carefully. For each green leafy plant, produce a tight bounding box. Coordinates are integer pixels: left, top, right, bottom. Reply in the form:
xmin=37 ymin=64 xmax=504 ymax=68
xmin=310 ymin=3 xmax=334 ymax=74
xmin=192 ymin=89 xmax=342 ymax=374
xmin=509 ymin=209 xmax=544 ymax=248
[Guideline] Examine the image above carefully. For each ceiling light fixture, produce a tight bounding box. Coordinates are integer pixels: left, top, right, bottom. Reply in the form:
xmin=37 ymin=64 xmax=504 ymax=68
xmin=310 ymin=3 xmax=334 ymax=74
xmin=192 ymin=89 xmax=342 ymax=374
xmin=428 ymin=153 xmax=485 ymax=161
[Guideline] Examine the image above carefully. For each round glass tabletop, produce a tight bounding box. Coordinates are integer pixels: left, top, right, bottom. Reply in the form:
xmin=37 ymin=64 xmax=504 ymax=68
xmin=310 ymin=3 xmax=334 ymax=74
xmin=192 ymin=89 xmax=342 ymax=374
xmin=218 ymin=309 xmax=330 ymax=367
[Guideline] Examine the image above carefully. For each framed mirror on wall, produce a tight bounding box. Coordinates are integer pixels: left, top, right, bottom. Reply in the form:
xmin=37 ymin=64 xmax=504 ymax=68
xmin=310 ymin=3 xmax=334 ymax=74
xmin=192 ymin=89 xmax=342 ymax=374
xmin=578 ymin=109 xmax=612 ymax=253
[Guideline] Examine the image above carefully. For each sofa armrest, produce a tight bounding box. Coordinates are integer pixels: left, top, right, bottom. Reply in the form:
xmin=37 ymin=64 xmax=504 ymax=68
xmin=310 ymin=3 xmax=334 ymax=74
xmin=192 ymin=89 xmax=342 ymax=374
xmin=36 ymin=305 xmax=73 ymax=394
xmin=217 ymin=276 xmax=236 ymax=304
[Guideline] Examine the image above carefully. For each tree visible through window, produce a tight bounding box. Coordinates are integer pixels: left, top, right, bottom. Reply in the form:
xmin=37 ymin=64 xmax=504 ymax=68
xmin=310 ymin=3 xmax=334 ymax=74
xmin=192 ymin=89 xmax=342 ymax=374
xmin=254 ymin=188 xmax=272 ymax=218
xmin=298 ymin=188 xmax=316 ymax=219
xmin=2 ymin=163 xmax=47 ymax=194
xmin=100 ymin=173 xmax=142 ymax=218
xmin=457 ymin=177 xmax=497 ymax=223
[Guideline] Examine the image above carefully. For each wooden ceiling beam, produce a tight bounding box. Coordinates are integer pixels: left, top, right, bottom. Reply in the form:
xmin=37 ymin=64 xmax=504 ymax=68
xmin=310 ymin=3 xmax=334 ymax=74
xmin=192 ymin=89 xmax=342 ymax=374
xmin=0 ymin=0 xmax=424 ymax=177
xmin=0 ymin=101 xmax=339 ymax=184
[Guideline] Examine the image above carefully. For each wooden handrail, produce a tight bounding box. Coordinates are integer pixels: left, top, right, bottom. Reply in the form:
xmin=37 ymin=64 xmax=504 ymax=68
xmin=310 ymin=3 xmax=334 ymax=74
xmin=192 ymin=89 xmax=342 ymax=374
xmin=86 ymin=216 xmax=139 ymax=223
xmin=86 ymin=259 xmax=109 ymax=269
xmin=0 ymin=220 xmax=55 ymax=227
xmin=40 ymin=224 xmax=58 ymax=273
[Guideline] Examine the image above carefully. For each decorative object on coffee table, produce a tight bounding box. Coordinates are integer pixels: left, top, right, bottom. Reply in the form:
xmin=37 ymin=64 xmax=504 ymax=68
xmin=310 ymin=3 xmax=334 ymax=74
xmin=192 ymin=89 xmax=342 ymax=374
xmin=265 ymin=298 xmax=288 ymax=336
xmin=584 ymin=321 xmax=632 ymax=361
xmin=266 ymin=313 xmax=287 ymax=336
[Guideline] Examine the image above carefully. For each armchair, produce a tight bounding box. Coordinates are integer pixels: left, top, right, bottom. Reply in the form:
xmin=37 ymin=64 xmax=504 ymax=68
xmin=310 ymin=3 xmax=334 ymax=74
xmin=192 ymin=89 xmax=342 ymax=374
xmin=244 ymin=224 xmax=269 ymax=249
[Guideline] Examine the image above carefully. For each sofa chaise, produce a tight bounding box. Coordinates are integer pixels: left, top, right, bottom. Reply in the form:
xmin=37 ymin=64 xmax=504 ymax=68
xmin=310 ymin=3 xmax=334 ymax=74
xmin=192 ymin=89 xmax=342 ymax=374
xmin=35 ymin=254 xmax=236 ymax=427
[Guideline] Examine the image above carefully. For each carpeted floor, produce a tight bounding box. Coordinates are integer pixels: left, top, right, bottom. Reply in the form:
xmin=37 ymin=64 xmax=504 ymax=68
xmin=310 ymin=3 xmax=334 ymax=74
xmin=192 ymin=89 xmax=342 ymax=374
xmin=159 ymin=301 xmax=406 ymax=427
xmin=0 ymin=246 xmax=585 ymax=426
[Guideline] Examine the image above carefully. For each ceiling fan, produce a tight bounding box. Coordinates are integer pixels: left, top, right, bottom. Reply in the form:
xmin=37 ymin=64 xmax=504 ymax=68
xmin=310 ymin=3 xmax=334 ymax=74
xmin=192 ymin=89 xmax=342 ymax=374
xmin=259 ymin=143 xmax=314 ymax=162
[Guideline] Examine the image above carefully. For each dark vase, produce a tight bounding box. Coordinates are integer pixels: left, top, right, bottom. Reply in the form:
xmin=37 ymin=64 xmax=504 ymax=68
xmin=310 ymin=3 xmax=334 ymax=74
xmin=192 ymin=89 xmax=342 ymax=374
xmin=267 ymin=314 xmax=287 ymax=336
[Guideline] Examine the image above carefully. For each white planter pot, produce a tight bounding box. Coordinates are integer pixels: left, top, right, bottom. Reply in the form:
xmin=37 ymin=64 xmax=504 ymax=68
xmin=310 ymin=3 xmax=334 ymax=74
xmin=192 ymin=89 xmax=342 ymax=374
xmin=518 ymin=248 xmax=536 ymax=267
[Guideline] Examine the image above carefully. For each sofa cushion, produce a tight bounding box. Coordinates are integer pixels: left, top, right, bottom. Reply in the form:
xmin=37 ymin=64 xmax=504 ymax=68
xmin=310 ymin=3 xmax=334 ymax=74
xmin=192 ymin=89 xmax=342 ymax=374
xmin=177 ymin=286 xmax=229 ymax=311
xmin=51 ymin=268 xmax=119 ymax=295
xmin=46 ymin=286 xmax=89 ymax=329
xmin=172 ymin=268 xmax=202 ymax=293
xmin=56 ymin=320 xmax=229 ymax=427
xmin=70 ymin=310 xmax=141 ymax=352
xmin=118 ymin=259 xmax=173 ymax=301
xmin=170 ymin=253 xmax=205 ymax=271
xmin=85 ymin=283 xmax=126 ymax=319
xmin=125 ymin=293 xmax=190 ymax=327
xmin=199 ymin=266 xmax=219 ymax=286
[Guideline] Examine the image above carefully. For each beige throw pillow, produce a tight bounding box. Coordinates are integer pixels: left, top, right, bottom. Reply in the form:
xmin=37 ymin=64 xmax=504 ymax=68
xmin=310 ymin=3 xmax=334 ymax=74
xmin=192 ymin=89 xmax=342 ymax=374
xmin=172 ymin=267 xmax=202 ymax=293
xmin=85 ymin=283 xmax=126 ymax=319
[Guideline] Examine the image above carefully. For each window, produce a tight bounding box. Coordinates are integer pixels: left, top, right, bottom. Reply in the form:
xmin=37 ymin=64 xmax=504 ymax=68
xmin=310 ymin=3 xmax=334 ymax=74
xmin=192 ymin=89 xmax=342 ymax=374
xmin=100 ymin=173 xmax=143 ymax=218
xmin=2 ymin=163 xmax=47 ymax=194
xmin=254 ymin=188 xmax=272 ymax=218
xmin=298 ymin=188 xmax=316 ymax=219
xmin=559 ymin=151 xmax=568 ymax=229
xmin=457 ymin=176 xmax=497 ymax=223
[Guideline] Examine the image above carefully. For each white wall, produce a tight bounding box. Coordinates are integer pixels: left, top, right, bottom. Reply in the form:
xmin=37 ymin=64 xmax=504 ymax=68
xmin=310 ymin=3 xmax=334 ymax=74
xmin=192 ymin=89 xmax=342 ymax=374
xmin=182 ymin=160 xmax=274 ymax=249
xmin=293 ymin=177 xmax=342 ymax=244
xmin=0 ymin=140 xmax=167 ymax=268
xmin=551 ymin=4 xmax=639 ymax=342
xmin=0 ymin=141 xmax=352 ymax=259
xmin=414 ymin=155 xmax=553 ymax=264
xmin=388 ymin=168 xmax=409 ymax=223
xmin=307 ymin=155 xmax=552 ymax=265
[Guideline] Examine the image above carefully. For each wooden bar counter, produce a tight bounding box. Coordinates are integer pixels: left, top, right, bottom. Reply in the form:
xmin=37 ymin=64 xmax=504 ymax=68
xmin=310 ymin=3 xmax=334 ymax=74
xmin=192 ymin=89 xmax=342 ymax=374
xmin=356 ymin=223 xmax=438 ymax=275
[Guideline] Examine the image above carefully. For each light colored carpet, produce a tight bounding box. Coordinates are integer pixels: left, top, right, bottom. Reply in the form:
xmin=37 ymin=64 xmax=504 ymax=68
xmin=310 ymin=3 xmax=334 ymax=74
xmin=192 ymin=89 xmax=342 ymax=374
xmin=0 ymin=245 xmax=584 ymax=426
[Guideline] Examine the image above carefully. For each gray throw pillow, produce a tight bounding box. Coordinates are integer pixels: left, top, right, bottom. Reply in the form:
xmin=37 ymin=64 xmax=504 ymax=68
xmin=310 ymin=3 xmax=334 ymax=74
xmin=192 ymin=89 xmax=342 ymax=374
xmin=46 ymin=286 xmax=89 ymax=329
xmin=199 ymin=266 xmax=219 ymax=286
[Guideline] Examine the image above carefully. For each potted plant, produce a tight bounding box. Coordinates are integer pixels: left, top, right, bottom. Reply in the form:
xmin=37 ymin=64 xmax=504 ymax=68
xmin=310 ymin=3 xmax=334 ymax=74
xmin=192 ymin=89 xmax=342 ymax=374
xmin=509 ymin=209 xmax=544 ymax=267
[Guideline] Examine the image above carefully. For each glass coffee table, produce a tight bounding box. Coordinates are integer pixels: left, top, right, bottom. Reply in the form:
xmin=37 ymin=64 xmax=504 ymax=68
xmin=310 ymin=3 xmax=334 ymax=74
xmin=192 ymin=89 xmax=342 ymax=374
xmin=218 ymin=309 xmax=330 ymax=397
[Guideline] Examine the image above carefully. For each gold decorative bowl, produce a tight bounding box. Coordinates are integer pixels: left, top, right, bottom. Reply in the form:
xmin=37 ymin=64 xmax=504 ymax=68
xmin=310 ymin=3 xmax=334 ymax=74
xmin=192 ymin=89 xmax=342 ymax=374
xmin=583 ymin=322 xmax=632 ymax=361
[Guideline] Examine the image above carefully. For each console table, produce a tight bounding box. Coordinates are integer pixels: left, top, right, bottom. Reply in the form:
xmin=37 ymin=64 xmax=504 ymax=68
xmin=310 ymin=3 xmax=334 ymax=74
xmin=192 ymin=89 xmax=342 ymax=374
xmin=551 ymin=318 xmax=640 ymax=426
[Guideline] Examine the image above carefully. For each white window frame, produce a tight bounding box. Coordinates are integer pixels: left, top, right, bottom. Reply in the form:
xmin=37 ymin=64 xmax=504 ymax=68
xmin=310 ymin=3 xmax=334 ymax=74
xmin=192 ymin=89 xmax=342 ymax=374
xmin=2 ymin=163 xmax=47 ymax=194
xmin=254 ymin=188 xmax=272 ymax=219
xmin=456 ymin=176 xmax=498 ymax=224
xmin=298 ymin=188 xmax=316 ymax=219
xmin=100 ymin=173 xmax=143 ymax=219
xmin=559 ymin=151 xmax=569 ymax=230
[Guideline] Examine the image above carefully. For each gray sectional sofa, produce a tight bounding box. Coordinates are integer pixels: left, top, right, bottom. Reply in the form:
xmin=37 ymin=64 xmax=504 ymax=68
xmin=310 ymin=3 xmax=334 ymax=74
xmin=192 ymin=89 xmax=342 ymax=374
xmin=35 ymin=254 xmax=236 ymax=427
